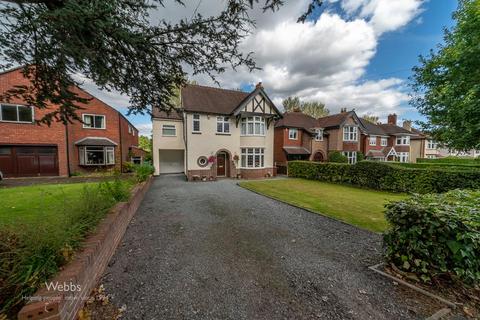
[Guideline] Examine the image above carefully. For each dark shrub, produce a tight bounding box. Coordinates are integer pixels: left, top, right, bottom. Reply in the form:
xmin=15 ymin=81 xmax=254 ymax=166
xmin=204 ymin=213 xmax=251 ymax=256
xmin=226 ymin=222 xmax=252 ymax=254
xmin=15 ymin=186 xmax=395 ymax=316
xmin=328 ymin=151 xmax=348 ymax=163
xmin=122 ymin=161 xmax=136 ymax=173
xmin=383 ymin=190 xmax=480 ymax=285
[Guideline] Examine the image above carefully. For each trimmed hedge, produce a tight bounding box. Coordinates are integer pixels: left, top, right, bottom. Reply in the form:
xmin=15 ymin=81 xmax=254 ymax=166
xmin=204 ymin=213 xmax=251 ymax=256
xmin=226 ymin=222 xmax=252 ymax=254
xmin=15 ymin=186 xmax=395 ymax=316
xmin=418 ymin=157 xmax=480 ymax=165
xmin=288 ymin=161 xmax=480 ymax=193
xmin=391 ymin=162 xmax=480 ymax=171
xmin=384 ymin=190 xmax=480 ymax=284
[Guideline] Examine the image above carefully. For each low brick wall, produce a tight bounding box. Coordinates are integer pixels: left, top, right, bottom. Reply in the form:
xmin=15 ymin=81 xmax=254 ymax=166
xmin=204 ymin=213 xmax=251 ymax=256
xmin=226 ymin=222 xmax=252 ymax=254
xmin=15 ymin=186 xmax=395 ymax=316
xmin=18 ymin=177 xmax=153 ymax=320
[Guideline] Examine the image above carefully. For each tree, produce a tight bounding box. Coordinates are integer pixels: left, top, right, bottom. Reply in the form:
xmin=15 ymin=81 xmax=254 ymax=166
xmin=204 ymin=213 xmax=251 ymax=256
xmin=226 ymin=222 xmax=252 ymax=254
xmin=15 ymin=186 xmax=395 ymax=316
xmin=0 ymin=0 xmax=322 ymax=125
xmin=139 ymin=135 xmax=153 ymax=162
xmin=282 ymin=96 xmax=329 ymax=118
xmin=411 ymin=0 xmax=480 ymax=150
xmin=363 ymin=114 xmax=379 ymax=124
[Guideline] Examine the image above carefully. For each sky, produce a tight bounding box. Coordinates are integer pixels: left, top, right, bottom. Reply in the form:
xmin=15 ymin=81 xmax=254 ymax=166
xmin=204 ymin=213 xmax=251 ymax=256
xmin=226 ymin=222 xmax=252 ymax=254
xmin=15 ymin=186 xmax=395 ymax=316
xmin=79 ymin=0 xmax=458 ymax=136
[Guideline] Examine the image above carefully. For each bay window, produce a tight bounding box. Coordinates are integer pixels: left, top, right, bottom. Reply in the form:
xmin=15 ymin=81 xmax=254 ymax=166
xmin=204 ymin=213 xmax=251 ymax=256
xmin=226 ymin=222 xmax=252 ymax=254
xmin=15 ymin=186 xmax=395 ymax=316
xmin=240 ymin=148 xmax=265 ymax=168
xmin=343 ymin=126 xmax=357 ymax=141
xmin=342 ymin=151 xmax=357 ymax=164
xmin=241 ymin=117 xmax=265 ymax=136
xmin=0 ymin=104 xmax=33 ymax=123
xmin=397 ymin=152 xmax=409 ymax=163
xmin=216 ymin=116 xmax=230 ymax=134
xmin=79 ymin=146 xmax=115 ymax=165
xmin=396 ymin=136 xmax=410 ymax=145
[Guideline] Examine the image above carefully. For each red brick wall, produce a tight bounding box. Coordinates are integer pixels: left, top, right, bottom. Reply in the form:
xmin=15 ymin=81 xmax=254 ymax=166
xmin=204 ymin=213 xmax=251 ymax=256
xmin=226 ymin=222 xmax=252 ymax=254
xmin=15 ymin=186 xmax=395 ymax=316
xmin=274 ymin=128 xmax=287 ymax=164
xmin=119 ymin=116 xmax=140 ymax=164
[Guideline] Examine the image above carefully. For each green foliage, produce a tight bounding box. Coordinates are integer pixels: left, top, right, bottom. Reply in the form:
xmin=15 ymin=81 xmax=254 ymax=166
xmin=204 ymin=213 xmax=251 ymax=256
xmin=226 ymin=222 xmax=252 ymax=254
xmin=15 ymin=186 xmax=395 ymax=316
xmin=384 ymin=190 xmax=480 ymax=285
xmin=135 ymin=164 xmax=154 ymax=182
xmin=418 ymin=157 xmax=480 ymax=166
xmin=328 ymin=151 xmax=348 ymax=163
xmin=0 ymin=180 xmax=133 ymax=317
xmin=138 ymin=136 xmax=153 ymax=162
xmin=357 ymin=152 xmax=365 ymax=162
xmin=363 ymin=114 xmax=379 ymax=124
xmin=123 ymin=161 xmax=136 ymax=173
xmin=282 ymin=96 xmax=329 ymax=118
xmin=411 ymin=0 xmax=480 ymax=150
xmin=288 ymin=160 xmax=480 ymax=194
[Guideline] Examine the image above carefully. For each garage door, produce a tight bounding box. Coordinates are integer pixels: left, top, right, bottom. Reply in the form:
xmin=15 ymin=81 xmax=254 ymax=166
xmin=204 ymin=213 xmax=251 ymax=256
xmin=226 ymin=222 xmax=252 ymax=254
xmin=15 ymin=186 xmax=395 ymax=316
xmin=0 ymin=146 xmax=59 ymax=177
xmin=158 ymin=150 xmax=184 ymax=174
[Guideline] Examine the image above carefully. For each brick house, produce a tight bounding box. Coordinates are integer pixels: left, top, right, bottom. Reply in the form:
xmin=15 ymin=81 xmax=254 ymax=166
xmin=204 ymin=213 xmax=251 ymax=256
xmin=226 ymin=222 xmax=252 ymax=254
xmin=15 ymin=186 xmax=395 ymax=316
xmin=274 ymin=110 xmax=424 ymax=166
xmin=0 ymin=67 xmax=142 ymax=177
xmin=152 ymin=83 xmax=282 ymax=180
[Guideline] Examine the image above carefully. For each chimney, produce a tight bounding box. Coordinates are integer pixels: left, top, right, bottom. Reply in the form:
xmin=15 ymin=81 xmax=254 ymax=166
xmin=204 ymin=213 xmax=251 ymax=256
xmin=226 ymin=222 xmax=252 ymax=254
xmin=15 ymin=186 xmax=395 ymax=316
xmin=387 ymin=114 xmax=397 ymax=125
xmin=340 ymin=107 xmax=347 ymax=113
xmin=255 ymin=82 xmax=263 ymax=89
xmin=402 ymin=120 xmax=412 ymax=132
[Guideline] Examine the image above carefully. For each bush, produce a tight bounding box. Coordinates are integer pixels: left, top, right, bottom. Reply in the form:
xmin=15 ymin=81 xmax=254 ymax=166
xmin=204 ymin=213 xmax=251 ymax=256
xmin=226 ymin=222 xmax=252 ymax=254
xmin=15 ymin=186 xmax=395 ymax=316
xmin=135 ymin=164 xmax=154 ymax=182
xmin=383 ymin=190 xmax=480 ymax=285
xmin=418 ymin=157 xmax=480 ymax=166
xmin=328 ymin=151 xmax=348 ymax=163
xmin=123 ymin=161 xmax=136 ymax=173
xmin=288 ymin=160 xmax=480 ymax=193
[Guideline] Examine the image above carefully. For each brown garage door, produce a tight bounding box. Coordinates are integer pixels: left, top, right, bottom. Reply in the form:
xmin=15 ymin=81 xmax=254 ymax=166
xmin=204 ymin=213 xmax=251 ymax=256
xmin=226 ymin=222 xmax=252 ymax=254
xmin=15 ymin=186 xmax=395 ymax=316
xmin=0 ymin=146 xmax=59 ymax=177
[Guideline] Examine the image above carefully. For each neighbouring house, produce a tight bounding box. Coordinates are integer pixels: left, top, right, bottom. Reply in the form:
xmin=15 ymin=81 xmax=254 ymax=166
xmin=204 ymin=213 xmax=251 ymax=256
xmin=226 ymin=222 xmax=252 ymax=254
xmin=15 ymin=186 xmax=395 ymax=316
xmin=422 ymin=137 xmax=479 ymax=159
xmin=0 ymin=67 xmax=143 ymax=177
xmin=152 ymin=83 xmax=282 ymax=180
xmin=274 ymin=109 xmax=425 ymax=166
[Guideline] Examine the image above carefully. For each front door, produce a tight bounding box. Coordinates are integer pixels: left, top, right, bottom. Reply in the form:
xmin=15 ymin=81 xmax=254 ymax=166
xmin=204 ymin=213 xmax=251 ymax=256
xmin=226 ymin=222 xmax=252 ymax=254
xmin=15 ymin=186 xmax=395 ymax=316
xmin=217 ymin=153 xmax=226 ymax=177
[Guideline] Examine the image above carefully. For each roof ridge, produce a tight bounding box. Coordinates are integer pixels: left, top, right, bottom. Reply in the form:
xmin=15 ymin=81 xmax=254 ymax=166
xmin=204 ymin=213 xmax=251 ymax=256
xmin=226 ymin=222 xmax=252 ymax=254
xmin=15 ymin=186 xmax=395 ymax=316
xmin=185 ymin=83 xmax=249 ymax=95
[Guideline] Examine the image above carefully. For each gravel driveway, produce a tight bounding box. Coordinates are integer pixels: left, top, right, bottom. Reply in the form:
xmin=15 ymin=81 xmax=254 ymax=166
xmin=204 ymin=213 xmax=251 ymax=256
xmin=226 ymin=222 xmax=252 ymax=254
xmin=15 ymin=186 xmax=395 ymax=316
xmin=101 ymin=175 xmax=424 ymax=320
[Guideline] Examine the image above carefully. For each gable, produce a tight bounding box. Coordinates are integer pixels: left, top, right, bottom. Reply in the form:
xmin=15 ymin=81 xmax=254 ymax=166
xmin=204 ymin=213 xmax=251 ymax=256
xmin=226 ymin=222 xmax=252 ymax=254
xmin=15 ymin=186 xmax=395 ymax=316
xmin=232 ymin=89 xmax=281 ymax=117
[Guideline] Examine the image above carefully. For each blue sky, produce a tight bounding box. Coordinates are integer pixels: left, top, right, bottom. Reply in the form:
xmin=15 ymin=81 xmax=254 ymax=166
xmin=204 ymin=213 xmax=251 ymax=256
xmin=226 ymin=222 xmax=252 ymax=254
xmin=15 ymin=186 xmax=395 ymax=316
xmin=87 ymin=0 xmax=459 ymax=136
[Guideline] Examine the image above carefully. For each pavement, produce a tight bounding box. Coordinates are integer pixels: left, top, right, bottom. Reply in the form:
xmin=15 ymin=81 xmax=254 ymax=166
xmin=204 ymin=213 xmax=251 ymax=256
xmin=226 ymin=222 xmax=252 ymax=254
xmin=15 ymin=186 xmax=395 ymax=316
xmin=100 ymin=174 xmax=427 ymax=320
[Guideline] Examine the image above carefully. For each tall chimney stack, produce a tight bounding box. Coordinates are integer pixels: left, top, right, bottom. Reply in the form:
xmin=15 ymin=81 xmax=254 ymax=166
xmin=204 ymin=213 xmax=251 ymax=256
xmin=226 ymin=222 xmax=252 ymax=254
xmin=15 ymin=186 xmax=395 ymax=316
xmin=402 ymin=120 xmax=412 ymax=132
xmin=255 ymin=82 xmax=263 ymax=89
xmin=387 ymin=114 xmax=397 ymax=125
xmin=340 ymin=107 xmax=347 ymax=113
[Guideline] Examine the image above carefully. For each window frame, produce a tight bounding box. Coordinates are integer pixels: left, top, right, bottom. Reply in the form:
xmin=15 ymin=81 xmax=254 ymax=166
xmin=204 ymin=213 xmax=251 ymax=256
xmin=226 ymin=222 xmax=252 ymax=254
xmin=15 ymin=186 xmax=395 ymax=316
xmin=240 ymin=148 xmax=265 ymax=168
xmin=82 ymin=114 xmax=106 ymax=130
xmin=162 ymin=124 xmax=177 ymax=137
xmin=369 ymin=136 xmax=377 ymax=146
xmin=396 ymin=135 xmax=410 ymax=146
xmin=427 ymin=139 xmax=437 ymax=149
xmin=314 ymin=128 xmax=323 ymax=141
xmin=397 ymin=152 xmax=409 ymax=163
xmin=240 ymin=116 xmax=265 ymax=136
xmin=79 ymin=146 xmax=115 ymax=166
xmin=216 ymin=116 xmax=230 ymax=134
xmin=288 ymin=128 xmax=298 ymax=140
xmin=0 ymin=104 xmax=34 ymax=124
xmin=381 ymin=137 xmax=388 ymax=147
xmin=342 ymin=151 xmax=357 ymax=164
xmin=343 ymin=126 xmax=358 ymax=142
xmin=192 ymin=114 xmax=201 ymax=133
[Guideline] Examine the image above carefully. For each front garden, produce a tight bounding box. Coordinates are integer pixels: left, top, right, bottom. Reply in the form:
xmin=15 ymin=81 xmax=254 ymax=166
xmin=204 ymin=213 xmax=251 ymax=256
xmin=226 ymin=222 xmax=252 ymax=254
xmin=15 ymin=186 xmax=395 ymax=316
xmin=0 ymin=165 xmax=154 ymax=318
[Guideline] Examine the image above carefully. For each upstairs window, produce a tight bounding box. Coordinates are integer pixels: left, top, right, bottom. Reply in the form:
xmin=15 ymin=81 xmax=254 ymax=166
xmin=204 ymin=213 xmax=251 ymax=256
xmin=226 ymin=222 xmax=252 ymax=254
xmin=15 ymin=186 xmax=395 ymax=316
xmin=162 ymin=124 xmax=176 ymax=136
xmin=216 ymin=116 xmax=230 ymax=134
xmin=314 ymin=129 xmax=323 ymax=141
xmin=343 ymin=126 xmax=357 ymax=141
xmin=427 ymin=139 xmax=437 ymax=149
xmin=83 ymin=114 xmax=105 ymax=129
xmin=0 ymin=104 xmax=33 ymax=123
xmin=241 ymin=116 xmax=265 ymax=136
xmin=381 ymin=137 xmax=388 ymax=146
xmin=396 ymin=136 xmax=410 ymax=146
xmin=369 ymin=136 xmax=377 ymax=146
xmin=192 ymin=114 xmax=201 ymax=132
xmin=289 ymin=128 xmax=298 ymax=140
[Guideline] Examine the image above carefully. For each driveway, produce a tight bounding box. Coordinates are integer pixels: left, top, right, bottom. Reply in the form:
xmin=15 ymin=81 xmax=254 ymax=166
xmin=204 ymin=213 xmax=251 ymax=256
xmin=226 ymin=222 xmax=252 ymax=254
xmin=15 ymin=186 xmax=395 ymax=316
xmin=101 ymin=175 xmax=426 ymax=319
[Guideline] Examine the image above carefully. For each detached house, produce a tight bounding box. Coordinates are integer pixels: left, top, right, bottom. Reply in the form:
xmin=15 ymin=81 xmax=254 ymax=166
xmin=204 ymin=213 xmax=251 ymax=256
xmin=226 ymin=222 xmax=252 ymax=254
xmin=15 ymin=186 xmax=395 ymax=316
xmin=274 ymin=110 xmax=424 ymax=166
xmin=0 ymin=67 xmax=143 ymax=177
xmin=152 ymin=83 xmax=282 ymax=180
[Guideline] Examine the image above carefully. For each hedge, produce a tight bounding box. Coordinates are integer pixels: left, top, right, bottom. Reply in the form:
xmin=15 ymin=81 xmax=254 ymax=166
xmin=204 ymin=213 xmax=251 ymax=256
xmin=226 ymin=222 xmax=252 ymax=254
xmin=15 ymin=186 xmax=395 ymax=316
xmin=391 ymin=162 xmax=480 ymax=171
xmin=287 ymin=161 xmax=480 ymax=193
xmin=418 ymin=157 xmax=480 ymax=166
xmin=384 ymin=190 xmax=480 ymax=285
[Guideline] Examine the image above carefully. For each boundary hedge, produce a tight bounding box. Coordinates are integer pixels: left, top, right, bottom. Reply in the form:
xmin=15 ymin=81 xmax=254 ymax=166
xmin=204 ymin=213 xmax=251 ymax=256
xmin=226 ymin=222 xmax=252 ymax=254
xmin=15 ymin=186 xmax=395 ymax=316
xmin=418 ymin=157 xmax=480 ymax=166
xmin=288 ymin=161 xmax=480 ymax=193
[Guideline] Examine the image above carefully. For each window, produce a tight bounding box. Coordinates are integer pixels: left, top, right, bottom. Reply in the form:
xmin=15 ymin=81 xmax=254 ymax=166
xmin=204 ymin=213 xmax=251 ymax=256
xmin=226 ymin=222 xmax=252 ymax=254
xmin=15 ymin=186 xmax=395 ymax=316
xmin=162 ymin=124 xmax=176 ymax=136
xmin=131 ymin=156 xmax=142 ymax=164
xmin=289 ymin=128 xmax=298 ymax=140
xmin=369 ymin=136 xmax=377 ymax=146
xmin=79 ymin=146 xmax=115 ymax=165
xmin=343 ymin=126 xmax=357 ymax=141
xmin=192 ymin=114 xmax=201 ymax=132
xmin=240 ymin=148 xmax=265 ymax=168
xmin=398 ymin=152 xmax=409 ymax=163
xmin=314 ymin=129 xmax=323 ymax=141
xmin=427 ymin=139 xmax=437 ymax=149
xmin=216 ymin=116 xmax=230 ymax=134
xmin=342 ymin=151 xmax=357 ymax=164
xmin=396 ymin=136 xmax=410 ymax=145
xmin=128 ymin=125 xmax=132 ymax=134
xmin=241 ymin=117 xmax=265 ymax=136
xmin=427 ymin=155 xmax=436 ymax=159
xmin=381 ymin=137 xmax=388 ymax=146
xmin=83 ymin=114 xmax=105 ymax=129
xmin=0 ymin=104 xmax=33 ymax=123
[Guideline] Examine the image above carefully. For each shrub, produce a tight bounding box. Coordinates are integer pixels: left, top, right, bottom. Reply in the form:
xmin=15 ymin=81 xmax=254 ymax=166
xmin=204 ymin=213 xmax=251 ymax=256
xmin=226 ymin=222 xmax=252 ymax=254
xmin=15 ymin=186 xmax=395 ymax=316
xmin=99 ymin=177 xmax=130 ymax=202
xmin=288 ymin=160 xmax=480 ymax=193
xmin=328 ymin=151 xmax=348 ymax=163
xmin=123 ymin=161 xmax=136 ymax=173
xmin=135 ymin=164 xmax=154 ymax=182
xmin=418 ymin=157 xmax=480 ymax=166
xmin=357 ymin=152 xmax=365 ymax=162
xmin=383 ymin=190 xmax=480 ymax=285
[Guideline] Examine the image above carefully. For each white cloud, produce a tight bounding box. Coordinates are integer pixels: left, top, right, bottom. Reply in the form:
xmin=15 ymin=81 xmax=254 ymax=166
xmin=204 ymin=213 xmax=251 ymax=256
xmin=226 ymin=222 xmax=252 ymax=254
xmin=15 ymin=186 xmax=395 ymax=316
xmin=135 ymin=123 xmax=153 ymax=136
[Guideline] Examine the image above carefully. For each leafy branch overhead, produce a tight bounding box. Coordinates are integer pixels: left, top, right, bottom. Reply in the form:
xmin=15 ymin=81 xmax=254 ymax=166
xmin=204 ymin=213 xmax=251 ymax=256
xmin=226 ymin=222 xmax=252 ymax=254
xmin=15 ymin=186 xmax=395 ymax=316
xmin=282 ymin=96 xmax=329 ymax=118
xmin=0 ymin=0 xmax=322 ymax=124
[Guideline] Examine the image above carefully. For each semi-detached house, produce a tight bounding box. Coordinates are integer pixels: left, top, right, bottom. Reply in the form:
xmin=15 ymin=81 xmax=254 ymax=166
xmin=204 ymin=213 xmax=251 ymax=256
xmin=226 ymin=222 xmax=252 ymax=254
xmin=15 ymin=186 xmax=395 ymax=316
xmin=152 ymin=83 xmax=282 ymax=180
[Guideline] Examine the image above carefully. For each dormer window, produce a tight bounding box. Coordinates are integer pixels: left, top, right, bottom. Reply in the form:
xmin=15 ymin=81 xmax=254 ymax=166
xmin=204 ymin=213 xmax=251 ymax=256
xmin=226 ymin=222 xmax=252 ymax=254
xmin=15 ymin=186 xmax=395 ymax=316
xmin=343 ymin=126 xmax=357 ymax=141
xmin=83 ymin=114 xmax=105 ymax=129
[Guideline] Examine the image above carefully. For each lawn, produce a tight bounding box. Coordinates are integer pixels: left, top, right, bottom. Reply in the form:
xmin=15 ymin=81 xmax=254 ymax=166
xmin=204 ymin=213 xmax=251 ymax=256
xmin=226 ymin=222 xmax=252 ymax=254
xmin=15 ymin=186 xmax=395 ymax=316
xmin=239 ymin=178 xmax=406 ymax=232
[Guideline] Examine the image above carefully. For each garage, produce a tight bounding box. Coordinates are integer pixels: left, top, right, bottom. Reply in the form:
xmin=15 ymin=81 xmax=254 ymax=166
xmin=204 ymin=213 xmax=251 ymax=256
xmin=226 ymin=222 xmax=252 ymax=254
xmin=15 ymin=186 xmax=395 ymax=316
xmin=158 ymin=150 xmax=184 ymax=174
xmin=0 ymin=145 xmax=59 ymax=177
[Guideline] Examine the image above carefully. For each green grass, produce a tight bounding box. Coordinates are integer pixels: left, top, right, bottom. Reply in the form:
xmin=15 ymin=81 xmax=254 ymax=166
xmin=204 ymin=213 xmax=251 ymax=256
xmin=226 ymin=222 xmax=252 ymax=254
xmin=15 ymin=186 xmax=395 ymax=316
xmin=239 ymin=178 xmax=406 ymax=233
